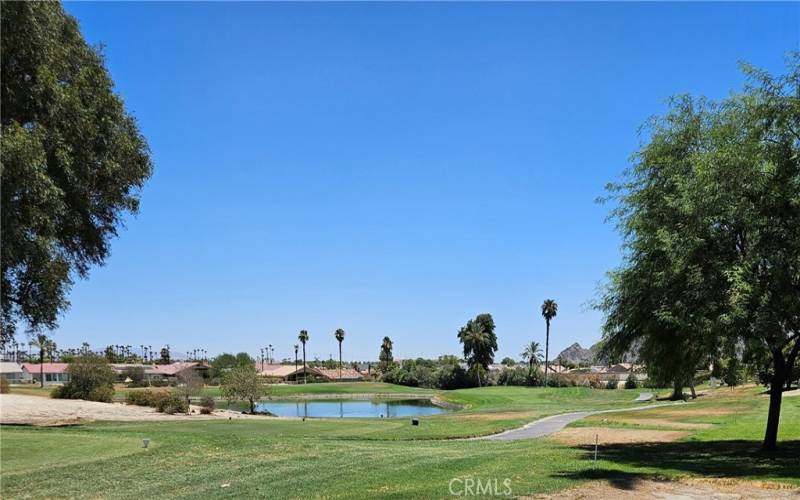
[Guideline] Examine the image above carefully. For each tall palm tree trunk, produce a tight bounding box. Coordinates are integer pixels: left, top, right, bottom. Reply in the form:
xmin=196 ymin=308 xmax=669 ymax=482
xmin=40 ymin=347 xmax=45 ymax=388
xmin=302 ymin=344 xmax=307 ymax=384
xmin=544 ymin=320 xmax=550 ymax=387
xmin=338 ymin=342 xmax=342 ymax=380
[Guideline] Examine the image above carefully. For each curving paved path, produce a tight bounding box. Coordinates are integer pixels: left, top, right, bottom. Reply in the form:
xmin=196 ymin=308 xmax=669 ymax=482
xmin=479 ymin=399 xmax=684 ymax=441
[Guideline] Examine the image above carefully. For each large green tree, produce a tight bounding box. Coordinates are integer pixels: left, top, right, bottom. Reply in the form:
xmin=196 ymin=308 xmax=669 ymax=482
xmin=457 ymin=313 xmax=498 ymax=387
xmin=1 ymin=2 xmax=152 ymax=343
xmin=598 ymin=57 xmax=800 ymax=449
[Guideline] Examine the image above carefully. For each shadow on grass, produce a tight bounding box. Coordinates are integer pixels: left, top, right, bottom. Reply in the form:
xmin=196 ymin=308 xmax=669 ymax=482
xmin=556 ymin=440 xmax=800 ymax=485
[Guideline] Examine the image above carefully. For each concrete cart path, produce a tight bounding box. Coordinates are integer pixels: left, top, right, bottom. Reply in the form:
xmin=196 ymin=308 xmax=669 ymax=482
xmin=479 ymin=399 xmax=684 ymax=441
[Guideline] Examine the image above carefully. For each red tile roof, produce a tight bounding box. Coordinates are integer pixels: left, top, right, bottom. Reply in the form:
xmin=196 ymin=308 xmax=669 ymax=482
xmin=315 ymin=368 xmax=364 ymax=380
xmin=21 ymin=363 xmax=70 ymax=374
xmin=152 ymin=362 xmax=206 ymax=376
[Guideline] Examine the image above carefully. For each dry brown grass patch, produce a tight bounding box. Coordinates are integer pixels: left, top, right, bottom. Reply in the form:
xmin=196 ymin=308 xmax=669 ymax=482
xmin=549 ymin=427 xmax=688 ymax=446
xmin=583 ymin=416 xmax=712 ymax=430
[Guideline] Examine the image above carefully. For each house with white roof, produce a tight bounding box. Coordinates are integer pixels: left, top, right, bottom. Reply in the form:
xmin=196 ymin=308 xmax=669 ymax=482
xmin=0 ymin=362 xmax=32 ymax=384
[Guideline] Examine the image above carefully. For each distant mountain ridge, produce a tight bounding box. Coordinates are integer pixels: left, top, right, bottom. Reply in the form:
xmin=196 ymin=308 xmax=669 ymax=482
xmin=555 ymin=342 xmax=594 ymax=365
xmin=555 ymin=341 xmax=640 ymax=365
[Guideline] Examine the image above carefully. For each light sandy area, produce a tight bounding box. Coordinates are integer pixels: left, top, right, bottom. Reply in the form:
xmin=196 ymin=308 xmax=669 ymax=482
xmin=549 ymin=426 xmax=688 ymax=446
xmin=0 ymin=394 xmax=263 ymax=425
xmin=532 ymin=478 xmax=800 ymax=499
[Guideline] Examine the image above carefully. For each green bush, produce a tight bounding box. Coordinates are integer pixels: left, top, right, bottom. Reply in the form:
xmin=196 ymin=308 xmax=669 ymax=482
xmin=624 ymin=373 xmax=638 ymax=389
xmin=88 ymin=386 xmax=115 ymax=402
xmin=546 ymin=373 xmax=570 ymax=387
xmin=0 ymin=378 xmax=9 ymax=394
xmin=156 ymin=392 xmax=189 ymax=414
xmin=435 ymin=364 xmax=471 ymax=389
xmin=126 ymin=389 xmax=156 ymax=406
xmin=51 ymin=355 xmax=115 ymax=402
xmin=605 ymin=376 xmax=619 ymax=389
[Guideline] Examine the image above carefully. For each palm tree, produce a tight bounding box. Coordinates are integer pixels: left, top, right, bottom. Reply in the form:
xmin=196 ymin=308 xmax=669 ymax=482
xmin=294 ymin=344 xmax=299 ymax=374
xmin=541 ymin=299 xmax=558 ymax=387
xmin=46 ymin=340 xmax=56 ymax=362
xmin=298 ymin=330 xmax=309 ymax=384
xmin=521 ymin=341 xmax=543 ymax=372
xmin=379 ymin=336 xmax=393 ymax=372
xmin=30 ymin=334 xmax=50 ymax=388
xmin=463 ymin=322 xmax=490 ymax=387
xmin=334 ymin=328 xmax=346 ymax=380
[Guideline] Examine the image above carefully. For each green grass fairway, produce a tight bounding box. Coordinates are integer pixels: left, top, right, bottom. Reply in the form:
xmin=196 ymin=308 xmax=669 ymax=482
xmin=1 ymin=385 xmax=798 ymax=499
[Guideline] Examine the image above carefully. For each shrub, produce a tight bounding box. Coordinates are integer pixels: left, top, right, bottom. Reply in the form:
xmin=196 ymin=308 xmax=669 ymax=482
xmin=52 ymin=355 xmax=115 ymax=402
xmin=605 ymin=376 xmax=619 ymax=389
xmin=0 ymin=378 xmax=9 ymax=393
xmin=624 ymin=373 xmax=638 ymax=389
xmin=435 ymin=364 xmax=471 ymax=390
xmin=200 ymin=395 xmax=215 ymax=412
xmin=583 ymin=373 xmax=603 ymax=389
xmin=496 ymin=366 xmax=530 ymax=386
xmin=200 ymin=406 xmax=213 ymax=414
xmin=546 ymin=373 xmax=570 ymax=387
xmin=156 ymin=392 xmax=189 ymax=414
xmin=126 ymin=389 xmax=156 ymax=407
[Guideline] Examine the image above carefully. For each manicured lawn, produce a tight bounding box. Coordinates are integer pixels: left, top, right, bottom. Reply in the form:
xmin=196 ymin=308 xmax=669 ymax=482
xmin=1 ymin=384 xmax=798 ymax=499
xmin=6 ymin=385 xmax=54 ymax=397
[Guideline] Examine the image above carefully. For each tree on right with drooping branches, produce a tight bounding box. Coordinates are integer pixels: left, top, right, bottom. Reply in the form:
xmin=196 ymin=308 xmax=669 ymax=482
xmin=598 ymin=55 xmax=800 ymax=450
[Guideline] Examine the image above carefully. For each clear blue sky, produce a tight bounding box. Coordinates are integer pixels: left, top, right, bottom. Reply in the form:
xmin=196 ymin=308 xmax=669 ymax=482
xmin=57 ymin=2 xmax=798 ymax=362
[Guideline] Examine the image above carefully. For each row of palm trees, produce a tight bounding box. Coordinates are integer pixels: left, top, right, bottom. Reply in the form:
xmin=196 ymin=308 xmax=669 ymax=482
xmin=521 ymin=299 xmax=558 ymax=385
xmin=295 ymin=328 xmax=347 ymax=383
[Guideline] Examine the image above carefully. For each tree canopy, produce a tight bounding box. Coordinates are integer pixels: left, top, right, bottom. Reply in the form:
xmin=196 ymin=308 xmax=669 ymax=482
xmin=221 ymin=364 xmax=268 ymax=414
xmin=598 ymin=56 xmax=800 ymax=449
xmin=457 ymin=313 xmax=498 ymax=386
xmin=378 ymin=336 xmax=394 ymax=372
xmin=1 ymin=1 xmax=152 ymax=343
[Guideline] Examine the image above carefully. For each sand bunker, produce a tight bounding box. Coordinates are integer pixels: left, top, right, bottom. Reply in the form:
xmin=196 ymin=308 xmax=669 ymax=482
xmin=0 ymin=394 xmax=259 ymax=425
xmin=532 ymin=478 xmax=800 ymax=499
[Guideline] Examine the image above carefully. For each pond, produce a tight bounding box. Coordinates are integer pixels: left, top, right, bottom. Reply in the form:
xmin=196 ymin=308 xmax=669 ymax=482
xmin=254 ymin=398 xmax=450 ymax=418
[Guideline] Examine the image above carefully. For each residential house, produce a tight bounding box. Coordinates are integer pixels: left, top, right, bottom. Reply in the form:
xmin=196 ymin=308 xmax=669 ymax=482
xmin=21 ymin=363 xmax=71 ymax=385
xmin=0 ymin=362 xmax=32 ymax=384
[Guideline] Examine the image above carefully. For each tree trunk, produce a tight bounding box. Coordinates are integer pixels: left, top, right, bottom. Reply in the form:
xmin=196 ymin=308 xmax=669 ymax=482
xmin=763 ymin=352 xmax=787 ymax=450
xmin=249 ymin=397 xmax=255 ymax=414
xmin=40 ymin=348 xmax=44 ymax=388
xmin=339 ymin=342 xmax=342 ymax=380
xmin=544 ymin=320 xmax=550 ymax=387
xmin=670 ymin=379 xmax=684 ymax=400
xmin=302 ymin=344 xmax=307 ymax=384
xmin=689 ymin=382 xmax=696 ymax=399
